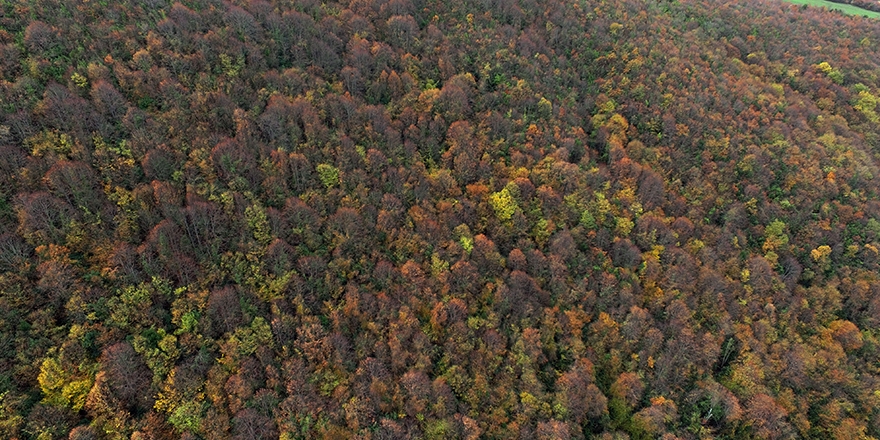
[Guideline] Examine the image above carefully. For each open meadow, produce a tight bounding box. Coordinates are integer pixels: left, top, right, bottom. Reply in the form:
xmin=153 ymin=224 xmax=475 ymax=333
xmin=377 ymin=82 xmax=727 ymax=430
xmin=782 ymin=0 xmax=880 ymax=17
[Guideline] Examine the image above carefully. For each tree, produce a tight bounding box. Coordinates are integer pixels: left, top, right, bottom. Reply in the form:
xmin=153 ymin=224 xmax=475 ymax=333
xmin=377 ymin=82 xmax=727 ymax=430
xmin=489 ymin=187 xmax=518 ymax=221
xmin=91 ymin=80 xmax=129 ymax=121
xmin=610 ymin=238 xmax=641 ymax=269
xmin=828 ymin=320 xmax=863 ymax=352
xmin=23 ymin=21 xmax=57 ymax=54
xmin=316 ymin=163 xmax=340 ymax=188
xmin=385 ymin=15 xmax=418 ymax=51
xmin=100 ymin=342 xmax=154 ymax=414
xmin=224 ymin=6 xmax=261 ymax=42
xmin=0 ymin=233 xmax=32 ymax=273
xmin=637 ymin=168 xmax=665 ymax=210
xmin=437 ymin=75 xmax=475 ymax=121
xmin=182 ymin=198 xmax=229 ymax=260
xmin=38 ymin=83 xmax=98 ymax=137
xmin=611 ymin=372 xmax=645 ymax=409
xmin=631 ymin=396 xmax=679 ymax=437
xmin=634 ymin=214 xmax=674 ymax=250
xmin=328 ymin=206 xmax=372 ymax=257
xmin=69 ymin=425 xmax=99 ymax=440
xmin=286 ymin=153 xmax=314 ymax=193
xmin=443 ymin=121 xmax=480 ymax=185
xmin=555 ymin=358 xmax=608 ymax=425
xmin=207 ymin=286 xmax=245 ymax=338
xmin=744 ymin=394 xmax=793 ymax=440
xmin=17 ymin=192 xmax=74 ymax=246
xmin=23 ymin=403 xmax=76 ymax=440
xmin=142 ymin=147 xmax=181 ymax=182
xmin=471 ymin=234 xmax=504 ymax=277
xmin=0 ymin=144 xmax=26 ymax=198
xmin=264 ymin=238 xmax=296 ymax=276
xmin=45 ymin=161 xmax=101 ymax=215
xmin=507 ymin=248 xmax=527 ymax=272
xmin=535 ymin=420 xmax=572 ymax=440
xmin=687 ymin=379 xmax=743 ymax=431
xmin=232 ymin=408 xmax=277 ymax=440
xmin=211 ymin=138 xmax=261 ymax=190
xmin=449 ymin=260 xmax=479 ymax=296
xmin=400 ymin=370 xmax=433 ymax=418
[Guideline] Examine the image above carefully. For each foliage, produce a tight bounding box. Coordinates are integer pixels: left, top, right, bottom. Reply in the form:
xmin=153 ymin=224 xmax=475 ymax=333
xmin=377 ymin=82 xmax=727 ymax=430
xmin=3 ymin=0 xmax=880 ymax=437
xmin=316 ymin=164 xmax=340 ymax=189
xmin=489 ymin=187 xmax=518 ymax=221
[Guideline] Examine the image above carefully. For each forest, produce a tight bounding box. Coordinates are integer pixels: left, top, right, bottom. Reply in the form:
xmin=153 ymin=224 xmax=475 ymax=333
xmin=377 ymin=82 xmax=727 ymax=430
xmin=2 ymin=0 xmax=880 ymax=438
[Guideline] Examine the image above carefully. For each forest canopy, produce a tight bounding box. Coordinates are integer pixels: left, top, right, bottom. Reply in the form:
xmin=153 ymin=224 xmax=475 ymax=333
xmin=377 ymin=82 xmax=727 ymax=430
xmin=3 ymin=0 xmax=880 ymax=438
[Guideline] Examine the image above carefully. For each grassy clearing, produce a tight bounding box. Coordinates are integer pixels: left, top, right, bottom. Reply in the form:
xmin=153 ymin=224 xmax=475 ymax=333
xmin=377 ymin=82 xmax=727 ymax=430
xmin=781 ymin=0 xmax=880 ymax=18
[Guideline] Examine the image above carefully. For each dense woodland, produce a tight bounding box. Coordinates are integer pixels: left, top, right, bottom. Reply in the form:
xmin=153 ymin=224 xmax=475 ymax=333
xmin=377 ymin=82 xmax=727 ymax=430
xmin=3 ymin=0 xmax=880 ymax=438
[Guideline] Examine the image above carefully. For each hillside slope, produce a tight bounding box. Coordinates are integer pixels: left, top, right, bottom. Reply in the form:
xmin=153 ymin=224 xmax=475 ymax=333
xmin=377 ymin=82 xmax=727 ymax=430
xmin=3 ymin=0 xmax=880 ymax=438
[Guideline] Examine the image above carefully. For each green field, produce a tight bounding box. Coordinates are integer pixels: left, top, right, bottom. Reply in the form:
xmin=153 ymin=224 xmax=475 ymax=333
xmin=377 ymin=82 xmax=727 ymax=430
xmin=781 ymin=0 xmax=880 ymax=18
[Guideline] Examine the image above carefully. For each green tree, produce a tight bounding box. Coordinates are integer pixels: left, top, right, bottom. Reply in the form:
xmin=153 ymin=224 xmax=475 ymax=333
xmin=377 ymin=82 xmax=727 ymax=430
xmin=489 ymin=187 xmax=518 ymax=221
xmin=316 ymin=163 xmax=340 ymax=188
